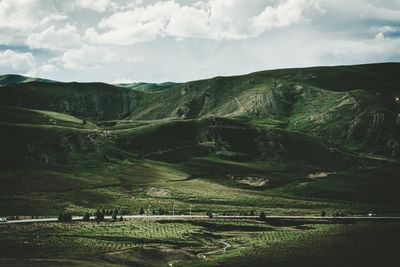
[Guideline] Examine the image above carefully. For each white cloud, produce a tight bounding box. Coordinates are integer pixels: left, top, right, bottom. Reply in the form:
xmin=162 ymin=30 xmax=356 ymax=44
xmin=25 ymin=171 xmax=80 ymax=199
xmin=0 ymin=49 xmax=36 ymax=74
xmin=251 ymin=0 xmax=324 ymax=34
xmin=0 ymin=0 xmax=57 ymax=32
xmin=0 ymin=0 xmax=113 ymax=45
xmin=86 ymin=1 xmax=179 ymax=45
xmin=319 ymin=34 xmax=400 ymax=63
xmin=72 ymin=0 xmax=116 ymax=12
xmin=61 ymin=45 xmax=118 ymax=70
xmin=86 ymin=0 xmax=324 ymax=45
xmin=363 ymin=3 xmax=400 ymax=23
xmin=165 ymin=0 xmax=266 ymax=40
xmin=26 ymin=24 xmax=81 ymax=51
xmin=369 ymin=25 xmax=398 ymax=34
xmin=1 ymin=0 xmax=400 ymax=83
xmin=39 ymin=14 xmax=68 ymax=26
xmin=112 ymin=78 xmax=137 ymax=84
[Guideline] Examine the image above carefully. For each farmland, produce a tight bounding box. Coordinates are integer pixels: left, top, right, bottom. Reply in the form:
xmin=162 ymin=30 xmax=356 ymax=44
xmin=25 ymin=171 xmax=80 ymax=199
xmin=1 ymin=219 xmax=399 ymax=266
xmin=1 ymin=63 xmax=400 ymax=266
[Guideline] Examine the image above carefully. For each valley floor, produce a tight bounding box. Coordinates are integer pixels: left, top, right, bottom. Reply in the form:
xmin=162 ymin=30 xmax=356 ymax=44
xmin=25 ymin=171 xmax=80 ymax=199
xmin=1 ymin=218 xmax=399 ymax=267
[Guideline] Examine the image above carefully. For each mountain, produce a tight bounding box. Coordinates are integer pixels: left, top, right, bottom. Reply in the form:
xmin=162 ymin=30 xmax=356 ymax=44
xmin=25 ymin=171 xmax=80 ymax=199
xmin=0 ymin=80 xmax=144 ymax=121
xmin=1 ymin=63 xmax=399 ymax=155
xmin=0 ymin=74 xmax=56 ymax=86
xmin=0 ymin=63 xmax=400 ymax=216
xmin=117 ymin=81 xmax=180 ymax=92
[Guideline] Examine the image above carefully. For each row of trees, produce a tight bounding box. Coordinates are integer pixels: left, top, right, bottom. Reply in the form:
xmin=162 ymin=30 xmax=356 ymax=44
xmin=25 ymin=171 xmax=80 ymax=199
xmin=58 ymin=212 xmax=73 ymax=222
xmin=137 ymin=207 xmax=266 ymax=217
xmin=138 ymin=207 xmax=170 ymax=215
xmin=206 ymin=210 xmax=267 ymax=219
xmin=321 ymin=211 xmax=346 ymax=217
xmin=95 ymin=208 xmax=128 ymax=216
xmin=58 ymin=209 xmax=124 ymax=223
xmin=93 ymin=209 xmax=123 ymax=222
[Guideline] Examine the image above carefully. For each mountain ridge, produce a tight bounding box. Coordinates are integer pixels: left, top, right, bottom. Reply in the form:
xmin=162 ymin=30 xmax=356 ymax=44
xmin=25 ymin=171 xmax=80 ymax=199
xmin=1 ymin=62 xmax=400 ymax=218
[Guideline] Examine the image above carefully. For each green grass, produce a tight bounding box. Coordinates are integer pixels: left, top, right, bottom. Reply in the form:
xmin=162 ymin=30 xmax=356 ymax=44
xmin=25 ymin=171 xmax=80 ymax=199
xmin=1 ymin=63 xmax=400 ymax=265
xmin=1 ymin=219 xmax=399 ymax=267
xmin=0 ymin=108 xmax=397 ymax=216
xmin=0 ymin=106 xmax=96 ymax=129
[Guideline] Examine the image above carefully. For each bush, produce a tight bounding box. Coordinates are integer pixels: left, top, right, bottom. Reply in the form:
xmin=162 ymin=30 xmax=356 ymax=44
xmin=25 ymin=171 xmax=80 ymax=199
xmin=159 ymin=208 xmax=165 ymax=215
xmin=83 ymin=213 xmax=90 ymax=221
xmin=95 ymin=209 xmax=105 ymax=222
xmin=139 ymin=207 xmax=144 ymax=215
xmin=58 ymin=212 xmax=73 ymax=223
xmin=259 ymin=211 xmax=266 ymax=221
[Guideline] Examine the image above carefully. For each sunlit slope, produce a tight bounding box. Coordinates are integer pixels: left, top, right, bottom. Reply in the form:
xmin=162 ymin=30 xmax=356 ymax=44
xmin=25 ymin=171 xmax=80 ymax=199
xmin=117 ymin=81 xmax=180 ymax=92
xmin=0 ymin=74 xmax=56 ymax=85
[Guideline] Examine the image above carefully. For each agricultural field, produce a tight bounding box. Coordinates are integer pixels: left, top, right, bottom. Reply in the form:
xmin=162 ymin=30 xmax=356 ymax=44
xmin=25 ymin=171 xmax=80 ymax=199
xmin=1 ymin=219 xmax=399 ymax=267
xmin=1 ymin=64 xmax=400 ymax=266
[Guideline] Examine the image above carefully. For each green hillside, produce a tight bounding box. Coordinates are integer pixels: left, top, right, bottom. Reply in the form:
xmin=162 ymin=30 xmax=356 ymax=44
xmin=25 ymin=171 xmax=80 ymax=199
xmin=0 ymin=74 xmax=56 ymax=85
xmin=0 ymin=63 xmax=400 ymax=217
xmin=117 ymin=81 xmax=180 ymax=92
xmin=0 ymin=81 xmax=144 ymax=120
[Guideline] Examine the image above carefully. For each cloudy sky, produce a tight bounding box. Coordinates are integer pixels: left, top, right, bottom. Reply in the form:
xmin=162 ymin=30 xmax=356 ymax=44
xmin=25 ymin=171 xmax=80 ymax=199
xmin=0 ymin=0 xmax=399 ymax=83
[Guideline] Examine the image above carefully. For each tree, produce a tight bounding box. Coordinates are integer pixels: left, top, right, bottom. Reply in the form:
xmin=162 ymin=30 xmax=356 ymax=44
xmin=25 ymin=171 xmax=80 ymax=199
xmin=321 ymin=210 xmax=326 ymax=217
xmin=159 ymin=208 xmax=165 ymax=215
xmin=112 ymin=212 xmax=117 ymax=221
xmin=58 ymin=212 xmax=73 ymax=223
xmin=250 ymin=210 xmax=255 ymax=216
xmin=206 ymin=211 xmax=213 ymax=218
xmin=95 ymin=209 xmax=105 ymax=222
xmin=139 ymin=207 xmax=144 ymax=215
xmin=259 ymin=211 xmax=266 ymax=221
xmin=83 ymin=213 xmax=90 ymax=221
xmin=58 ymin=212 xmax=64 ymax=222
xmin=119 ymin=216 xmax=123 ymax=221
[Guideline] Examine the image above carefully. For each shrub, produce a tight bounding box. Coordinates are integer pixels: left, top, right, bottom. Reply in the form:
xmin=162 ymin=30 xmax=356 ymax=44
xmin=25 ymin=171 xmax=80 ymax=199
xmin=83 ymin=213 xmax=90 ymax=221
xmin=58 ymin=212 xmax=73 ymax=223
xmin=139 ymin=207 xmax=144 ymax=215
xmin=95 ymin=209 xmax=105 ymax=222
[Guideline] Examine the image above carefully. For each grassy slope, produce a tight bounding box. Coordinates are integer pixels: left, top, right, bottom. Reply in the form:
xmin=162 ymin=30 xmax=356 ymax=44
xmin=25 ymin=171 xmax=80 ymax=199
xmin=0 ymin=110 xmax=398 ymax=216
xmin=116 ymin=81 xmax=180 ymax=92
xmin=0 ymin=81 xmax=144 ymax=120
xmin=1 ymin=64 xmax=400 ymax=267
xmin=0 ymin=63 xmax=400 ymax=217
xmin=1 ymin=220 xmax=399 ymax=267
xmin=0 ymin=74 xmax=56 ymax=85
xmin=124 ymin=63 xmax=400 ymax=155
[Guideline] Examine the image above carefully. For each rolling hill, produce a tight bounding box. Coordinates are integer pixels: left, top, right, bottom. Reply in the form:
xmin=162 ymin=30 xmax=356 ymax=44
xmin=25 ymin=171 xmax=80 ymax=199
xmin=0 ymin=63 xmax=399 ymax=216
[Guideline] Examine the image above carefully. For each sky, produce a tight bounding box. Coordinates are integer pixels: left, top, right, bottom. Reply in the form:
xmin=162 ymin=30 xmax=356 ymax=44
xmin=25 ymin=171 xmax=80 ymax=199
xmin=0 ymin=0 xmax=400 ymax=83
